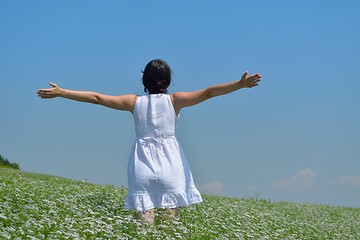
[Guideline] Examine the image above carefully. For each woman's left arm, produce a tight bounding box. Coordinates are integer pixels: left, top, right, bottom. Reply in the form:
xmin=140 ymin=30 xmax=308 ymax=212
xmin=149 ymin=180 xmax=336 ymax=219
xmin=37 ymin=82 xmax=137 ymax=112
xmin=172 ymin=71 xmax=261 ymax=114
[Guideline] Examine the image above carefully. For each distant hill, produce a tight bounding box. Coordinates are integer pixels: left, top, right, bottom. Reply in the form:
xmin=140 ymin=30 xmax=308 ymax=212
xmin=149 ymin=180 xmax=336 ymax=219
xmin=0 ymin=168 xmax=359 ymax=239
xmin=0 ymin=154 xmax=19 ymax=169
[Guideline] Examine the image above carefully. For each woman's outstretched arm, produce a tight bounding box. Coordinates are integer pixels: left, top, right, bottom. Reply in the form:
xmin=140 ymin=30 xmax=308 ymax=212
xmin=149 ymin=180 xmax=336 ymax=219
xmin=172 ymin=71 xmax=261 ymax=114
xmin=37 ymin=82 xmax=137 ymax=112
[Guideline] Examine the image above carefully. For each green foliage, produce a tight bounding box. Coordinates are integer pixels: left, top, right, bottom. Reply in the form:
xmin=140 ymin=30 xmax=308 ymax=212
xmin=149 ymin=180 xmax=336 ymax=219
xmin=0 ymin=154 xmax=20 ymax=170
xmin=0 ymin=168 xmax=359 ymax=239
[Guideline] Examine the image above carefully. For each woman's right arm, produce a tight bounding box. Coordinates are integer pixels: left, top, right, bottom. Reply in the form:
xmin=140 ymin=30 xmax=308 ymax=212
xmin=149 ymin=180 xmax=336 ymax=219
xmin=171 ymin=71 xmax=262 ymax=114
xmin=37 ymin=82 xmax=137 ymax=112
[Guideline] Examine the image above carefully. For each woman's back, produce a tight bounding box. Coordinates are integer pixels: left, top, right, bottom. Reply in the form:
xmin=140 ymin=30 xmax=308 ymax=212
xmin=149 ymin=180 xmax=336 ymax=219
xmin=133 ymin=94 xmax=177 ymax=139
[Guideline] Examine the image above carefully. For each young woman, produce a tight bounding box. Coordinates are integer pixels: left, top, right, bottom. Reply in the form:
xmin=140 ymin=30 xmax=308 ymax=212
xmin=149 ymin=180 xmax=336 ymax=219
xmin=37 ymin=59 xmax=262 ymax=225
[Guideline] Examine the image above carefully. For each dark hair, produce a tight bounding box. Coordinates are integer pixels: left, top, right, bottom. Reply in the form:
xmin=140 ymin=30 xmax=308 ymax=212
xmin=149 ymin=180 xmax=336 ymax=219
xmin=142 ymin=59 xmax=172 ymax=94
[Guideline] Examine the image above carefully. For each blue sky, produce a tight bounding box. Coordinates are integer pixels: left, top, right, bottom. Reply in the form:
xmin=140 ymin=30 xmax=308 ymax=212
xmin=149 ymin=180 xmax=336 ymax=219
xmin=1 ymin=0 xmax=359 ymax=208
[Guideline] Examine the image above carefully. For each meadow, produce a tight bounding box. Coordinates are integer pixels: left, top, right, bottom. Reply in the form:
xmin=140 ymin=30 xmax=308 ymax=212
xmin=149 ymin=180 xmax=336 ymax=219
xmin=1 ymin=168 xmax=359 ymax=239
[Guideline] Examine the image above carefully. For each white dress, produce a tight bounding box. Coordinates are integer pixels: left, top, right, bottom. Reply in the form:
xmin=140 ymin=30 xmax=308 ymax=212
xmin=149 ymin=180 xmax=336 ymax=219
xmin=124 ymin=94 xmax=203 ymax=212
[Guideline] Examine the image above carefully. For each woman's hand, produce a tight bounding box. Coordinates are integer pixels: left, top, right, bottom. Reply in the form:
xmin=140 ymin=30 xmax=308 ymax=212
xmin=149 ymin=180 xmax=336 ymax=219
xmin=37 ymin=82 xmax=63 ymax=99
xmin=239 ymin=71 xmax=262 ymax=88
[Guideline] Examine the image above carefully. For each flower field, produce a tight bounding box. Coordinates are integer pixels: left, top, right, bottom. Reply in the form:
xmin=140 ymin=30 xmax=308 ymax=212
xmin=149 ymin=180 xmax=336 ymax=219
xmin=1 ymin=168 xmax=359 ymax=239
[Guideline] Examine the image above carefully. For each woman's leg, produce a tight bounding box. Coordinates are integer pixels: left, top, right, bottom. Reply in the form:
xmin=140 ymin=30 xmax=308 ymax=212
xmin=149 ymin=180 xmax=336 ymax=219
xmin=157 ymin=207 xmax=179 ymax=222
xmin=166 ymin=208 xmax=177 ymax=219
xmin=136 ymin=209 xmax=155 ymax=225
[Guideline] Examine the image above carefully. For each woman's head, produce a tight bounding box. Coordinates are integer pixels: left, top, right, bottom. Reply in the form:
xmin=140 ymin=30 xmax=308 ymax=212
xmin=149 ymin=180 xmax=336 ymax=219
xmin=142 ymin=59 xmax=172 ymax=94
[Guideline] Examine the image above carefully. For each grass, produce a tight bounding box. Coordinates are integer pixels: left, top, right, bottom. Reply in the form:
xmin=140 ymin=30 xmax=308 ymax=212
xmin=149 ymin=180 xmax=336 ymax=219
xmin=1 ymin=168 xmax=359 ymax=239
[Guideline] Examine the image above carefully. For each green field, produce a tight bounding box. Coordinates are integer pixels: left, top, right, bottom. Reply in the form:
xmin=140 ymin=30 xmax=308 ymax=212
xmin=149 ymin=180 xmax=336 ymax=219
xmin=1 ymin=168 xmax=359 ymax=239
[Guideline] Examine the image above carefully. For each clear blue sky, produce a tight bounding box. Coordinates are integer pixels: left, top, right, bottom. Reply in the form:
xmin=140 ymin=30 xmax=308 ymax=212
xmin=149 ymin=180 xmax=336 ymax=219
xmin=1 ymin=0 xmax=359 ymax=208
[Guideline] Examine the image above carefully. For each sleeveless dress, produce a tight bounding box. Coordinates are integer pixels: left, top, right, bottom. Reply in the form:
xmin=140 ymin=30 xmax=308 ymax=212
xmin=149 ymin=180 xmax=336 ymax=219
xmin=124 ymin=94 xmax=203 ymax=212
